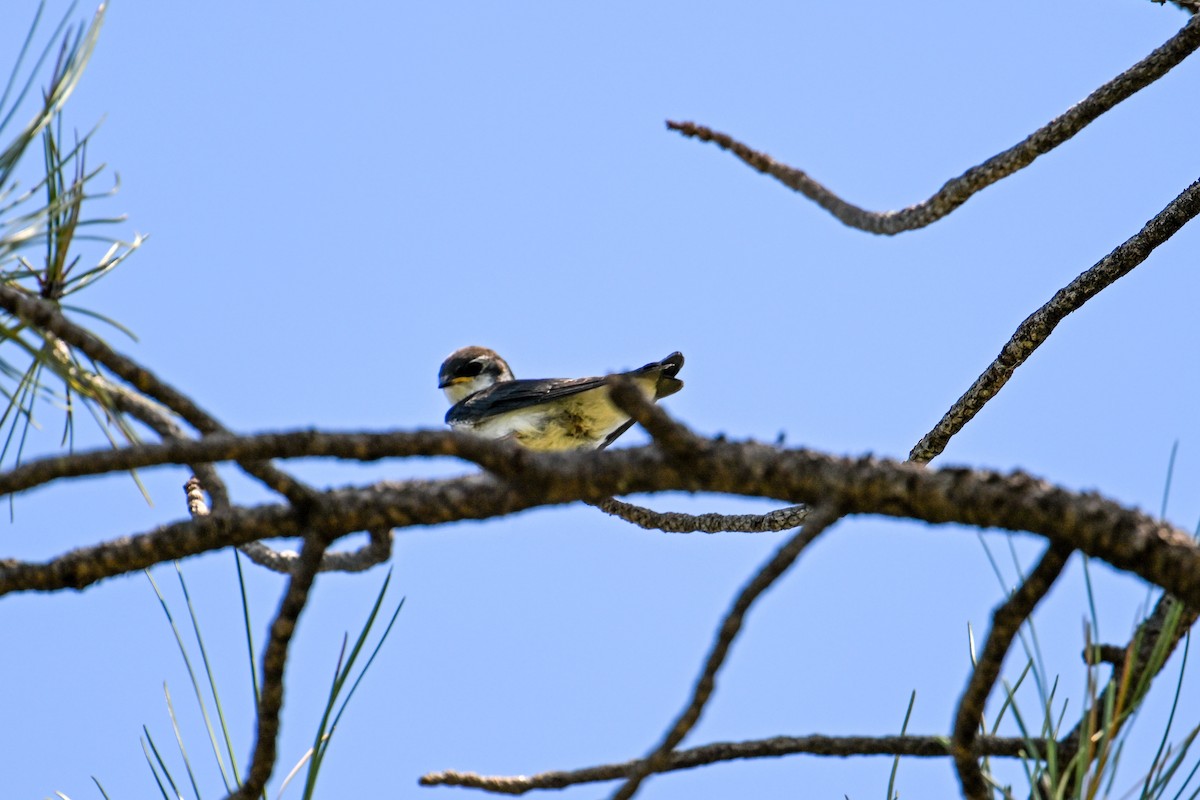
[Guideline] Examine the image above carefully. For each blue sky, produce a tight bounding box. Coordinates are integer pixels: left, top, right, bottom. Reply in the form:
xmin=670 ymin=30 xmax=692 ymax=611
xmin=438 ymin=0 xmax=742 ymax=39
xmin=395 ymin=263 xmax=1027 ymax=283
xmin=2 ymin=2 xmax=1200 ymax=798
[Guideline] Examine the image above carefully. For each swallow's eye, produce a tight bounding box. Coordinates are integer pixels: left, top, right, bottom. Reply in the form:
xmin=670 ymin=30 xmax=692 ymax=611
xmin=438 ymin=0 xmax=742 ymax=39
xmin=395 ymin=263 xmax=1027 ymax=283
xmin=458 ymin=361 xmax=484 ymax=378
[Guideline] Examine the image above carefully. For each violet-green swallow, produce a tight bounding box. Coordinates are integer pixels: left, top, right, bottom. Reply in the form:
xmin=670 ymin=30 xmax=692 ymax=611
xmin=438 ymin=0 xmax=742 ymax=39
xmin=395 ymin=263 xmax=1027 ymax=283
xmin=438 ymin=347 xmax=684 ymax=451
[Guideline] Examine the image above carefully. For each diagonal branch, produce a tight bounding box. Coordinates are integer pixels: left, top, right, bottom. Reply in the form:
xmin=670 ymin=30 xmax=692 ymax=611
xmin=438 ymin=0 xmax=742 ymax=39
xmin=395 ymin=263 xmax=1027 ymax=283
xmin=227 ymin=530 xmax=331 ymax=800
xmin=951 ymin=542 xmax=1074 ymax=800
xmin=601 ymin=160 xmax=1200 ymax=527
xmin=608 ymin=504 xmax=843 ymax=800
xmin=668 ymin=16 xmax=1200 ymax=234
xmin=420 ymin=733 xmax=1050 ymax=795
xmin=0 ymin=285 xmax=319 ymax=507
xmin=909 ymin=174 xmax=1200 ymax=463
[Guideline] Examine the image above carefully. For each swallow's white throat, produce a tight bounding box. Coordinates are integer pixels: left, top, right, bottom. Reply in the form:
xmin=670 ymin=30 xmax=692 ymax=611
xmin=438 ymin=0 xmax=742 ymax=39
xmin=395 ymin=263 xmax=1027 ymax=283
xmin=442 ymin=373 xmax=497 ymax=405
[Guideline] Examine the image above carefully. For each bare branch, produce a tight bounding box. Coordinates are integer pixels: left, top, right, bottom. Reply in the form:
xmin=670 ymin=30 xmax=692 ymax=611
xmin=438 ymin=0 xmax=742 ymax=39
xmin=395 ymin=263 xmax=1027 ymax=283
xmin=186 ymin=473 xmax=390 ymax=575
xmin=606 ymin=376 xmax=702 ymax=455
xmin=587 ymin=496 xmax=807 ymax=533
xmin=0 ymin=427 xmax=531 ymax=497
xmin=608 ymin=504 xmax=844 ymax=800
xmin=420 ymin=733 xmax=1048 ymax=795
xmin=5 ymin=444 xmax=1200 ymax=608
xmin=668 ymin=16 xmax=1200 ymax=234
xmin=48 ymin=336 xmax=234 ymax=511
xmin=227 ymin=530 xmax=331 ymax=800
xmin=0 ymin=285 xmax=318 ymax=507
xmin=909 ymin=174 xmax=1200 ymax=463
xmin=237 ymin=528 xmax=393 ymax=575
xmin=951 ymin=543 xmax=1073 ymax=800
xmin=596 ymin=375 xmax=809 ymax=532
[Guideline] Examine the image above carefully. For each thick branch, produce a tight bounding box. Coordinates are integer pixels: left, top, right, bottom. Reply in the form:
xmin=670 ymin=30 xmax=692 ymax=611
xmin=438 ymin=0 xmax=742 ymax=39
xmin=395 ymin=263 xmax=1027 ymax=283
xmin=419 ymin=733 xmax=1049 ymax=795
xmin=668 ymin=16 xmax=1200 ymax=234
xmin=3 ymin=443 xmax=1200 ymax=609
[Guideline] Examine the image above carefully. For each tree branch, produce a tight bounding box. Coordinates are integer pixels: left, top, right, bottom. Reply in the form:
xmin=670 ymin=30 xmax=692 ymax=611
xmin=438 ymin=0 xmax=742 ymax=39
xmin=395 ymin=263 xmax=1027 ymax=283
xmin=909 ymin=174 xmax=1200 ymax=463
xmin=4 ymin=443 xmax=1200 ymax=607
xmin=227 ymin=530 xmax=330 ymax=800
xmin=419 ymin=733 xmax=1049 ymax=795
xmin=587 ymin=495 xmax=808 ymax=533
xmin=609 ymin=505 xmax=843 ymax=800
xmin=0 ymin=285 xmax=320 ymax=508
xmin=667 ymin=15 xmax=1200 ymax=234
xmin=237 ymin=528 xmax=393 ymax=575
xmin=0 ymin=427 xmax=531 ymax=497
xmin=951 ymin=543 xmax=1074 ymax=800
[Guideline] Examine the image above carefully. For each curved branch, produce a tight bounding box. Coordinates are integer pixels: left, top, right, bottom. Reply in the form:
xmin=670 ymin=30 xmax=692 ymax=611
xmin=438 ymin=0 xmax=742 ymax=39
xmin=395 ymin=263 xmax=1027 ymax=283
xmin=609 ymin=504 xmax=843 ymax=800
xmin=668 ymin=15 xmax=1200 ymax=234
xmin=950 ymin=543 xmax=1073 ymax=800
xmin=420 ymin=733 xmax=1048 ymax=795
xmin=238 ymin=528 xmax=393 ymax=575
xmin=909 ymin=173 xmax=1200 ymax=462
xmin=595 ymin=373 xmax=808 ymax=533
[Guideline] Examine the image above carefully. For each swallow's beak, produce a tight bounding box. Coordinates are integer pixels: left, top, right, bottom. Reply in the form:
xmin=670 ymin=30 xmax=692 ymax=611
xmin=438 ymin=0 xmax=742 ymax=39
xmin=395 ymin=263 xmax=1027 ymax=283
xmin=439 ymin=375 xmax=471 ymax=389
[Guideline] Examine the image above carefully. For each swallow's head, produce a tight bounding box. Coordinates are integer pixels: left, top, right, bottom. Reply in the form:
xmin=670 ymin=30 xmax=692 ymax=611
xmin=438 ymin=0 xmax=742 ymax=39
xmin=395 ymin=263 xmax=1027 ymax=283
xmin=438 ymin=346 xmax=515 ymax=404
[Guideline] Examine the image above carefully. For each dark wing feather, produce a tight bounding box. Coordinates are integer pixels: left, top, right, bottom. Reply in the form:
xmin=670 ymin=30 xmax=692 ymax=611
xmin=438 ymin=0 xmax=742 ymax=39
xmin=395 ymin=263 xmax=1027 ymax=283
xmin=445 ymin=376 xmax=608 ymax=424
xmin=598 ymin=419 xmax=637 ymax=450
xmin=445 ymin=352 xmax=684 ymax=428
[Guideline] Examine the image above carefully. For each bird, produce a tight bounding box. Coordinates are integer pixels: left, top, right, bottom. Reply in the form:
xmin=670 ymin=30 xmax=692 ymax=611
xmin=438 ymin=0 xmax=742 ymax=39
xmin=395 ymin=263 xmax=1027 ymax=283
xmin=438 ymin=346 xmax=684 ymax=451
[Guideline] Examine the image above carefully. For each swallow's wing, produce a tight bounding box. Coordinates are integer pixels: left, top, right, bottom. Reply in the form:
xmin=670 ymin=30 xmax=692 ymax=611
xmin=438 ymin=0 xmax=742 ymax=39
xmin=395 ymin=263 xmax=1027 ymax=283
xmin=445 ymin=376 xmax=607 ymax=424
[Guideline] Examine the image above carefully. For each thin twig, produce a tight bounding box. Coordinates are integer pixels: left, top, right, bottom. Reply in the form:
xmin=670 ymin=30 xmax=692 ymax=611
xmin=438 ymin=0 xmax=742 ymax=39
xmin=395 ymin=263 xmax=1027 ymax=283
xmin=588 ymin=496 xmax=807 ymax=533
xmin=951 ymin=543 xmax=1073 ymax=800
xmin=420 ymin=733 xmax=1049 ymax=795
xmin=591 ymin=372 xmax=808 ymax=532
xmin=237 ymin=528 xmax=393 ymax=575
xmin=608 ymin=504 xmax=843 ymax=800
xmin=668 ymin=16 xmax=1200 ymax=234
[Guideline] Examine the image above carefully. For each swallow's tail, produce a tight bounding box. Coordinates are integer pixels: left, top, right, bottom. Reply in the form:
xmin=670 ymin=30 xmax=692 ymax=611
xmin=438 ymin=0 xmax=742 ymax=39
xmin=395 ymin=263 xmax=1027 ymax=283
xmin=650 ymin=351 xmax=684 ymax=399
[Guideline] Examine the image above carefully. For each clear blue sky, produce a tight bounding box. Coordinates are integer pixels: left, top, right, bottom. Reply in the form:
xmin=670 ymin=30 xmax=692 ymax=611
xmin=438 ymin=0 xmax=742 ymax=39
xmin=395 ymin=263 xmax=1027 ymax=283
xmin=2 ymin=2 xmax=1199 ymax=798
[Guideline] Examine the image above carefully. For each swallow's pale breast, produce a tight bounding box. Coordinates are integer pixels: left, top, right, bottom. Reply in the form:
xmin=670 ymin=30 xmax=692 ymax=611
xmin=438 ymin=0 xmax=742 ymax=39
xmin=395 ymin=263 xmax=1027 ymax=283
xmin=438 ymin=348 xmax=684 ymax=451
